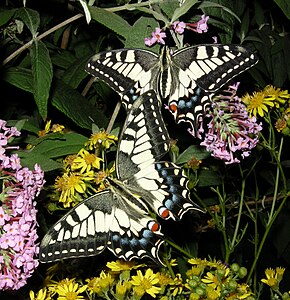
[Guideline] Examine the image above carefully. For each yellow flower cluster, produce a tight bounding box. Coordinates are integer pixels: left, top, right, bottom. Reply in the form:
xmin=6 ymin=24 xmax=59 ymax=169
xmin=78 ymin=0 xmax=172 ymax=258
xmin=242 ymin=85 xmax=290 ymax=118
xmin=52 ymin=130 xmax=118 ymax=208
xmin=29 ymin=258 xmax=255 ymax=300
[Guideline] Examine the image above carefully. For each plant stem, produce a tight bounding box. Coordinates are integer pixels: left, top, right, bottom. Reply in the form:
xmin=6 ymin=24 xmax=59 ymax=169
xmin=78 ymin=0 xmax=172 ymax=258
xmin=2 ymin=13 xmax=83 ymax=66
xmin=230 ymin=178 xmax=245 ymax=250
xmin=246 ymin=137 xmax=286 ymax=283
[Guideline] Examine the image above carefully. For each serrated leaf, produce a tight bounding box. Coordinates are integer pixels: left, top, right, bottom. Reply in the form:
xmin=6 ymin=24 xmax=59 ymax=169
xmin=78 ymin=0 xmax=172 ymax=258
xmin=175 ymin=145 xmax=210 ymax=164
xmin=51 ymin=79 xmax=108 ymax=130
xmin=171 ymin=0 xmax=199 ymax=22
xmin=30 ymin=41 xmax=53 ymax=120
xmin=15 ymin=7 xmax=39 ymax=37
xmin=3 ymin=67 xmax=33 ymax=93
xmin=89 ymin=6 xmax=131 ymax=40
xmin=0 ymin=9 xmax=17 ymax=27
xmin=124 ymin=17 xmax=159 ymax=49
xmin=273 ymin=0 xmax=290 ymax=20
xmin=62 ymin=54 xmax=91 ymax=89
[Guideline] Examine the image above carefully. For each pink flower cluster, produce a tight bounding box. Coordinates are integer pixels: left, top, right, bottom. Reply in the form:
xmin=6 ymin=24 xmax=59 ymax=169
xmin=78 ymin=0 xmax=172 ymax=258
xmin=172 ymin=15 xmax=209 ymax=35
xmin=144 ymin=15 xmax=209 ymax=47
xmin=200 ymin=83 xmax=262 ymax=164
xmin=0 ymin=120 xmax=45 ymax=290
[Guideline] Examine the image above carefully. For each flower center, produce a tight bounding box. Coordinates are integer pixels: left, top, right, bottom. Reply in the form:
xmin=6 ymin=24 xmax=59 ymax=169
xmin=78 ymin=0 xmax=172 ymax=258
xmin=65 ymin=291 xmax=78 ymax=300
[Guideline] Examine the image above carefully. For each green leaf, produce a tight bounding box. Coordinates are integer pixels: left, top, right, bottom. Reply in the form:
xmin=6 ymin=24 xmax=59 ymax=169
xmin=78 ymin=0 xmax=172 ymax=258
xmin=197 ymin=169 xmax=222 ymax=187
xmin=0 ymin=9 xmax=17 ymax=27
xmin=89 ymin=6 xmax=131 ymax=40
xmin=18 ymin=132 xmax=88 ymax=172
xmin=200 ymin=0 xmax=237 ymax=44
xmin=160 ymin=0 xmax=180 ymax=19
xmin=51 ymin=79 xmax=108 ymax=130
xmin=171 ymin=0 xmax=199 ymax=22
xmin=273 ymin=0 xmax=290 ymax=19
xmin=30 ymin=41 xmax=53 ymax=120
xmin=175 ymin=145 xmax=210 ymax=164
xmin=3 ymin=67 xmax=33 ymax=93
xmin=18 ymin=152 xmax=62 ymax=172
xmin=28 ymin=132 xmax=88 ymax=158
xmin=136 ymin=7 xmax=169 ymax=24
xmin=15 ymin=7 xmax=40 ymax=37
xmin=62 ymin=54 xmax=91 ymax=89
xmin=124 ymin=17 xmax=159 ymax=49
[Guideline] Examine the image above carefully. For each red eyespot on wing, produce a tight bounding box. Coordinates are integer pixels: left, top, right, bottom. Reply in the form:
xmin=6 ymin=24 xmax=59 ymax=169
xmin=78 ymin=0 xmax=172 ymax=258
xmin=159 ymin=207 xmax=170 ymax=219
xmin=169 ymin=103 xmax=177 ymax=112
xmin=148 ymin=221 xmax=160 ymax=232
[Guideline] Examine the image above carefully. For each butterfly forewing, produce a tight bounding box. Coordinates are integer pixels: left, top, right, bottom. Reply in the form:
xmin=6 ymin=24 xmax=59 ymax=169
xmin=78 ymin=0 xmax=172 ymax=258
xmin=86 ymin=44 xmax=258 ymax=135
xmin=116 ymin=90 xmax=170 ymax=181
xmin=85 ymin=49 xmax=160 ymax=108
xmin=167 ymin=44 xmax=258 ymax=130
xmin=39 ymin=190 xmax=164 ymax=264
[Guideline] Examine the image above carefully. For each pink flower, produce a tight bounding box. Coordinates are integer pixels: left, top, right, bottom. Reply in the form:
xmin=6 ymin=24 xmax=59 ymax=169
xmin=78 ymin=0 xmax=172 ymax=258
xmin=145 ymin=27 xmax=166 ymax=46
xmin=172 ymin=21 xmax=186 ymax=34
xmin=186 ymin=15 xmax=209 ymax=34
xmin=0 ymin=207 xmax=10 ymax=225
xmin=198 ymin=83 xmax=262 ymax=164
xmin=0 ymin=119 xmax=45 ymax=291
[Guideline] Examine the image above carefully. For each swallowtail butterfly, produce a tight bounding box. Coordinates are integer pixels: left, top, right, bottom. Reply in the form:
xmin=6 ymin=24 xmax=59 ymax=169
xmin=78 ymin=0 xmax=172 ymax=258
xmin=39 ymin=90 xmax=202 ymax=265
xmin=85 ymin=44 xmax=258 ymax=135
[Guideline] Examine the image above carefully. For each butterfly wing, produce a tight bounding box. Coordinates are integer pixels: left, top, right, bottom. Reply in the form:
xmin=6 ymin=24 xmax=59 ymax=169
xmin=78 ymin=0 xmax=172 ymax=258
xmin=116 ymin=90 xmax=170 ymax=181
xmin=39 ymin=190 xmax=164 ymax=264
xmin=166 ymin=44 xmax=258 ymax=132
xmin=85 ymin=49 xmax=161 ymax=108
xmin=117 ymin=90 xmax=203 ymax=221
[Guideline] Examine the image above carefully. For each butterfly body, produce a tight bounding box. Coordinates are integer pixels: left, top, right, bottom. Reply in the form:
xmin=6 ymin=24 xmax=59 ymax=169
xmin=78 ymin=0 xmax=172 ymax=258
xmin=40 ymin=90 xmax=202 ymax=265
xmin=86 ymin=44 xmax=258 ymax=134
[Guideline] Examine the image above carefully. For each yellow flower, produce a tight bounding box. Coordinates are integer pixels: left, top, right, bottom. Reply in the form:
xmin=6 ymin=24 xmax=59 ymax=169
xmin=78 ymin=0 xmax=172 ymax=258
xmin=242 ymin=91 xmax=275 ymax=117
xmin=275 ymin=267 xmax=285 ymax=281
xmin=72 ymin=148 xmax=102 ymax=173
xmin=38 ymin=120 xmax=65 ymax=137
xmin=86 ymin=129 xmax=118 ymax=150
xmin=106 ymin=259 xmax=145 ymax=273
xmin=206 ymin=286 xmax=220 ymax=300
xmin=29 ymin=288 xmax=50 ymax=300
xmin=131 ymin=269 xmax=161 ymax=298
xmin=261 ymin=268 xmax=279 ymax=289
xmin=38 ymin=120 xmax=52 ymax=137
xmin=188 ymin=258 xmax=209 ymax=267
xmin=263 ymin=85 xmax=290 ymax=107
xmin=86 ymin=271 xmax=115 ymax=295
xmin=186 ymin=266 xmax=203 ymax=277
xmin=55 ymin=278 xmax=87 ymax=300
xmin=54 ymin=172 xmax=94 ymax=207
xmin=115 ymin=281 xmax=132 ymax=299
xmin=51 ymin=123 xmax=65 ymax=133
xmin=169 ymin=273 xmax=184 ymax=296
xmin=275 ymin=117 xmax=287 ymax=132
xmin=202 ymin=272 xmax=220 ymax=289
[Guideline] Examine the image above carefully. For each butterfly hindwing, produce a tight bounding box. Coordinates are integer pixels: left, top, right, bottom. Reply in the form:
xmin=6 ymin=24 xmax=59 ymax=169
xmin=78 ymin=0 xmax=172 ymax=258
xmin=39 ymin=190 xmax=164 ymax=264
xmin=116 ymin=90 xmax=203 ymax=220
